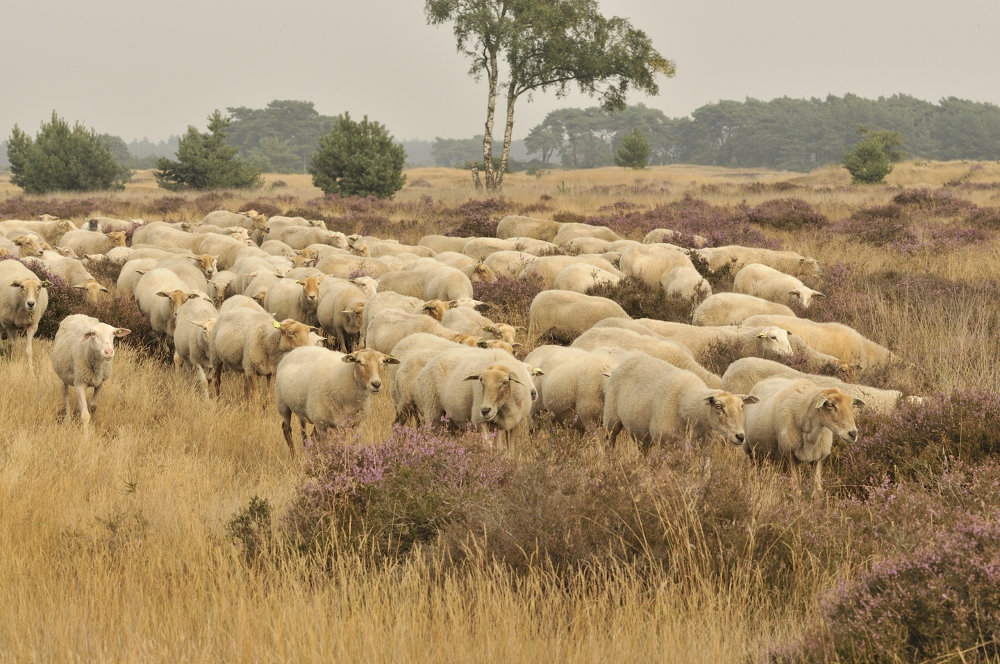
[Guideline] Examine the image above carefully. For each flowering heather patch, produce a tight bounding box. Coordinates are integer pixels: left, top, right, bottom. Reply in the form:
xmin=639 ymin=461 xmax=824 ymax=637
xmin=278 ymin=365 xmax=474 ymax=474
xmin=586 ymin=275 xmax=694 ymax=322
xmin=192 ymin=192 xmax=226 ymax=214
xmin=791 ymin=512 xmax=1000 ymax=663
xmin=892 ymin=187 xmax=977 ymax=215
xmin=740 ymin=198 xmax=828 ymax=231
xmin=473 ymin=273 xmax=545 ymax=329
xmin=442 ymin=197 xmax=515 ymax=237
xmin=148 ymin=196 xmax=188 ymax=216
xmin=831 ymin=216 xmax=919 ymax=252
xmin=927 ymin=225 xmax=992 ymax=249
xmin=0 ymin=195 xmax=127 ymax=221
xmin=966 ymin=207 xmax=1000 ymax=230
xmin=236 ymin=198 xmax=284 ymax=217
xmin=284 ymin=425 xmax=508 ymax=558
xmin=407 ymin=178 xmax=432 ymax=188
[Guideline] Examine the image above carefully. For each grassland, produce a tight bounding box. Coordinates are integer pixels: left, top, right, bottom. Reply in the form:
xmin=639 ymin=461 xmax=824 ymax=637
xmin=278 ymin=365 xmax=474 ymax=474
xmin=1 ymin=161 xmax=1000 ymax=662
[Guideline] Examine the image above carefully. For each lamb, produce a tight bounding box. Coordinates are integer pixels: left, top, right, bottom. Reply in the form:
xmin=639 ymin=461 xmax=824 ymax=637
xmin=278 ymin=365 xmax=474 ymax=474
xmin=571 ymin=326 xmax=723 ymax=388
xmin=58 ymin=230 xmax=127 ymax=256
xmin=618 ymin=243 xmax=694 ymax=290
xmin=722 ymin=357 xmax=910 ymax=415
xmin=742 ymin=377 xmax=862 ymax=496
xmin=660 ymin=265 xmax=711 ymax=300
xmin=263 ymin=276 xmax=324 ymax=326
xmin=209 ymin=309 xmax=313 ymax=398
xmin=49 ymin=314 xmax=131 ymax=434
xmin=274 ymin=346 xmax=400 ymax=453
xmin=172 ymin=296 xmax=220 ymax=396
xmin=733 ymin=263 xmax=824 ymax=309
xmin=552 ymin=263 xmax=621 ymax=293
xmin=415 ymin=346 xmax=536 ymax=446
xmin=603 ymin=354 xmax=758 ymax=452
xmin=495 ymin=215 xmax=563 ymax=241
xmin=527 ymin=290 xmax=628 ymax=342
xmin=691 ymin=292 xmax=796 ymax=326
xmin=694 ymin=245 xmax=821 ymax=280
xmin=741 ymin=314 xmax=896 ymax=370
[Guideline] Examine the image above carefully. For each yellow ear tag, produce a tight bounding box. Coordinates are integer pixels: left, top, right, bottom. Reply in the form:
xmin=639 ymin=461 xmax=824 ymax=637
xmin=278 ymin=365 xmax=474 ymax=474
xmin=273 ymin=321 xmax=281 ymax=329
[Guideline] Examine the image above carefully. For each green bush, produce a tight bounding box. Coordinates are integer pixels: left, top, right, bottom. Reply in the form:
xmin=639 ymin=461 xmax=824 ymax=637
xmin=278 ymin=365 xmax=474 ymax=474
xmin=614 ymin=129 xmax=650 ymax=169
xmin=6 ymin=112 xmax=131 ymax=194
xmin=308 ymin=112 xmax=406 ymax=198
xmin=842 ymin=128 xmax=903 ymax=184
xmin=154 ymin=110 xmax=262 ymax=191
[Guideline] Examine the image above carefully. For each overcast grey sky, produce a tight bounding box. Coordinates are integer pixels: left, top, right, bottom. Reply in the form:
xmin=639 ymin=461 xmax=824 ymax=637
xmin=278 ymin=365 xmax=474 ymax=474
xmin=4 ymin=0 xmax=1000 ymax=143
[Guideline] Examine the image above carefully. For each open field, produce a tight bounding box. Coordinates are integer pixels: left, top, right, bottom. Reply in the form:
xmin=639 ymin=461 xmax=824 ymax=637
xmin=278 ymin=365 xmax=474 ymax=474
xmin=2 ymin=161 xmax=1000 ymax=662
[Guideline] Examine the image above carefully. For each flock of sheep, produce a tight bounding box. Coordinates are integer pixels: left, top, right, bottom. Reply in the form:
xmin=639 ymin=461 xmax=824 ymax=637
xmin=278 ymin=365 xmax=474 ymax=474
xmin=0 ymin=209 xmax=911 ymax=495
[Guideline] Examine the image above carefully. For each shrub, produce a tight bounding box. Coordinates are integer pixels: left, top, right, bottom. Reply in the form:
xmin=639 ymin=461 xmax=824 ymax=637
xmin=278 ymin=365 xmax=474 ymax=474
xmin=443 ymin=198 xmax=513 ymax=237
xmin=473 ymin=273 xmax=545 ymax=330
xmin=614 ymin=129 xmax=650 ymax=169
xmin=792 ymin=511 xmax=1000 ymax=663
xmin=741 ymin=198 xmax=828 ymax=231
xmin=586 ymin=276 xmax=693 ymax=322
xmin=892 ymin=187 xmax=977 ymax=215
xmin=154 ymin=110 xmax=262 ymax=191
xmin=308 ymin=112 xmax=406 ymax=199
xmin=227 ymin=496 xmax=275 ymax=568
xmin=842 ymin=128 xmax=902 ymax=184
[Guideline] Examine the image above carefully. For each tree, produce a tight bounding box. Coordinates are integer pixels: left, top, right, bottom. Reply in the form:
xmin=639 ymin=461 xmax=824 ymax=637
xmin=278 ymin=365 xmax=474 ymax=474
xmin=308 ymin=112 xmax=406 ymax=198
xmin=842 ymin=127 xmax=903 ymax=184
xmin=154 ymin=110 xmax=262 ymax=191
xmin=426 ymin=0 xmax=674 ymax=191
xmin=6 ymin=112 xmax=131 ymax=194
xmin=614 ymin=129 xmax=649 ymax=169
xmin=226 ymin=100 xmax=336 ymax=173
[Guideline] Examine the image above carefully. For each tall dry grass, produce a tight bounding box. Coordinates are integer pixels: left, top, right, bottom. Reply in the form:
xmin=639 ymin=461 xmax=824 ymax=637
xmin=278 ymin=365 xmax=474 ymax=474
xmin=2 ymin=160 xmax=1000 ymax=661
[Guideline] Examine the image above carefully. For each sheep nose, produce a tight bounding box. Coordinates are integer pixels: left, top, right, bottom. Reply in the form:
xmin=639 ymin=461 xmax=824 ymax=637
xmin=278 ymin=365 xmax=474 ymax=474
xmin=371 ymin=380 xmax=381 ymax=391
xmin=735 ymin=432 xmax=745 ymax=443
xmin=25 ymin=300 xmax=35 ymax=309
xmin=848 ymin=430 xmax=858 ymax=442
xmin=481 ymin=407 xmax=491 ymax=416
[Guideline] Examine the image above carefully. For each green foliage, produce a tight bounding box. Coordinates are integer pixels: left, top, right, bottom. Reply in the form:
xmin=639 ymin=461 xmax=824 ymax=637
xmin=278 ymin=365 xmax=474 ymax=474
xmin=6 ymin=112 xmax=131 ymax=194
xmin=843 ymin=127 xmax=904 ymax=184
xmin=426 ymin=0 xmax=673 ymax=190
xmin=614 ymin=128 xmax=650 ymax=169
xmin=308 ymin=112 xmax=406 ymax=199
xmin=154 ymin=110 xmax=262 ymax=191
xmin=225 ymin=100 xmax=336 ymax=173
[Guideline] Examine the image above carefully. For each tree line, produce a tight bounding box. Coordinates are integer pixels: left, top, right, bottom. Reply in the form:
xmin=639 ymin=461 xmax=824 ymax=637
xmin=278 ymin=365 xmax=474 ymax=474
xmin=524 ymin=94 xmax=1000 ymax=172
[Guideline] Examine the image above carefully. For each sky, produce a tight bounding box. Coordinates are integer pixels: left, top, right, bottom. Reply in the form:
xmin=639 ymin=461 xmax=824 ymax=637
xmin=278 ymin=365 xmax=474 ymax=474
xmin=4 ymin=0 xmax=1000 ymax=143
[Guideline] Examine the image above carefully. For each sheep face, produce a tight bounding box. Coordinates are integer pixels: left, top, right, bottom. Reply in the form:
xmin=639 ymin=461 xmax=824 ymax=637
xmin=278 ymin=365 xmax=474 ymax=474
xmin=73 ymin=279 xmax=110 ymax=303
xmin=471 ymin=263 xmax=497 ymax=283
xmin=422 ymin=300 xmax=449 ymax=321
xmin=482 ymin=323 xmax=517 ymax=345
xmin=814 ymin=388 xmax=863 ymax=444
xmin=464 ymin=365 xmax=521 ymax=422
xmin=10 ymin=278 xmax=48 ymax=313
xmin=107 ymin=231 xmax=127 ymax=248
xmin=13 ymin=235 xmax=43 ymax=258
xmin=798 ymin=257 xmax=821 ymax=280
xmin=704 ymin=392 xmax=760 ymax=446
xmin=343 ymin=348 xmax=400 ymax=393
xmin=757 ymin=327 xmax=794 ymax=356
xmin=296 ymin=276 xmax=322 ymax=310
xmin=350 ymin=276 xmax=378 ymax=297
xmin=789 ymin=287 xmax=823 ymax=308
xmin=477 ymin=339 xmax=515 ymax=355
xmin=275 ymin=319 xmax=313 ymax=352
xmin=342 ymin=302 xmax=366 ymax=334
xmin=157 ymin=290 xmax=198 ymax=324
xmin=193 ymin=254 xmax=218 ymax=277
xmin=83 ymin=325 xmax=131 ymax=360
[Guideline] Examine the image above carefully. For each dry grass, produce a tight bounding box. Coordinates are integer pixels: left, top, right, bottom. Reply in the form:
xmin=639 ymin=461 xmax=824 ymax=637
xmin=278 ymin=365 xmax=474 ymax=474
xmin=2 ymin=160 xmax=1000 ymax=661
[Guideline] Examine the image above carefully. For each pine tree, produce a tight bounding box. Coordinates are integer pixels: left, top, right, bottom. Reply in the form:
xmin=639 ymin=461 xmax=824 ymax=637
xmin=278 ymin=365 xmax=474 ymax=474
xmin=614 ymin=129 xmax=650 ymax=169
xmin=154 ymin=110 xmax=262 ymax=191
xmin=308 ymin=113 xmax=406 ymax=198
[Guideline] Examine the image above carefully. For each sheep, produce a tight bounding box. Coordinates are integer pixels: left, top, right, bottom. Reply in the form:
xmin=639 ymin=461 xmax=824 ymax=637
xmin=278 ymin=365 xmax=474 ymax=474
xmin=209 ymin=309 xmax=313 ymax=399
xmin=263 ymin=276 xmax=324 ymax=326
xmin=691 ymin=292 xmax=797 ymax=326
xmin=552 ymin=262 xmax=621 ymax=293
xmin=527 ymin=290 xmax=628 ymax=342
xmin=87 ymin=216 xmax=142 ymax=234
xmin=482 ymin=250 xmax=534 ymax=278
xmin=571 ymin=326 xmax=723 ymax=388
xmin=131 ymin=222 xmax=199 ymax=251
xmin=12 ymin=235 xmax=45 ymax=259
xmin=733 ymin=263 xmax=824 ymax=309
xmin=132 ymin=268 xmax=199 ymax=343
xmin=721 ymin=357 xmax=910 ymax=415
xmin=495 ymin=215 xmax=563 ymax=241
xmin=389 ymin=349 xmax=443 ymax=426
xmin=368 ymin=241 xmax=435 ymax=258
xmin=172 ymin=296 xmax=220 ymax=396
xmin=58 ymin=230 xmax=127 ymax=256
xmin=377 ymin=265 xmax=474 ymax=302
xmin=415 ymin=346 xmax=536 ymax=446
xmin=462 ymin=261 xmax=497 ymax=284
xmin=519 ymin=255 xmax=620 ymax=288
xmin=40 ymin=256 xmax=109 ymax=302
xmin=0 ymin=260 xmax=50 ymax=369
xmin=274 ymin=346 xmax=400 ymax=452
xmin=430 ymin=251 xmax=476 ymax=271
xmin=365 ymin=308 xmax=473 ymax=354
xmin=154 ymin=256 xmax=211 ymax=294
xmin=207 ymin=270 xmax=237 ymax=306
xmin=643 ymin=228 xmax=708 ymax=248
xmin=694 ymin=245 xmax=821 ymax=280
xmin=316 ymin=279 xmax=369 ymax=352
xmin=0 ymin=218 xmax=77 ymax=244
xmin=418 ymin=235 xmax=473 ymax=253
xmin=660 ymin=265 xmax=711 ymax=300
xmin=603 ymin=354 xmax=758 ymax=452
xmin=195 ymin=234 xmax=256 ymax=270
xmin=618 ymin=243 xmax=694 ymax=290
xmin=536 ymin=348 xmax=620 ymax=429
xmin=49 ymin=314 xmax=131 ymax=434
xmin=242 ymin=271 xmax=282 ymax=308
xmin=201 ymin=210 xmax=257 ymax=228
xmin=551 ymin=223 xmax=622 ymax=245
xmin=741 ymin=314 xmax=896 ymax=370
xmin=116 ymin=258 xmax=159 ymax=298
xmin=270 ymin=226 xmax=348 ymax=251
xmin=462 ymin=237 xmax=518 ymax=262
xmin=742 ymin=377 xmax=862 ymax=496
xmin=440 ymin=306 xmax=519 ymax=345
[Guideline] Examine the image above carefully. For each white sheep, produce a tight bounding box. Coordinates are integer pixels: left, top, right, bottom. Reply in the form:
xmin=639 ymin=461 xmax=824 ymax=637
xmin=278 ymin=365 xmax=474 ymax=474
xmin=316 ymin=279 xmax=370 ymax=352
xmin=552 ymin=262 xmax=621 ymax=293
xmin=536 ymin=348 xmax=620 ymax=429
xmin=603 ymin=354 xmax=757 ymax=452
xmin=172 ymin=296 xmax=220 ymax=396
xmin=527 ymin=290 xmax=628 ymax=342
xmin=207 ymin=270 xmax=237 ymax=306
xmin=440 ymin=306 xmax=519 ymax=345
xmin=58 ymin=230 xmax=127 ymax=256
xmin=551 ymin=222 xmax=622 ymax=246
xmin=694 ymin=245 xmax=821 ymax=280
xmin=691 ymin=292 xmax=796 ymax=326
xmin=519 ymin=255 xmax=620 ymax=288
xmin=365 ymin=308 xmax=475 ymax=354
xmin=741 ymin=314 xmax=897 ymax=370
xmin=643 ymin=228 xmax=708 ymax=247
xmin=274 ymin=346 xmax=399 ymax=453
xmin=11 ymin=235 xmax=45 ymax=259
xmin=571 ymin=326 xmax=723 ymax=388
xmin=418 ymin=235 xmax=473 ymax=253
xmin=660 ymin=265 xmax=711 ymax=300
xmin=209 ymin=309 xmax=314 ymax=399
xmin=0 ymin=260 xmax=50 ymax=369
xmin=733 ymin=263 xmax=824 ymax=309
xmin=0 ymin=218 xmax=77 ymax=244
xmin=416 ymin=346 xmax=536 ymax=446
xmin=133 ymin=268 xmax=199 ymax=343
xmin=263 ymin=276 xmax=324 ymax=326
xmin=50 ymin=314 xmax=131 ymax=434
xmin=482 ymin=250 xmax=534 ymax=278
xmin=743 ymin=377 xmax=863 ymax=496
xmin=495 ymin=215 xmax=563 ymax=241
xmin=618 ymin=243 xmax=694 ymax=290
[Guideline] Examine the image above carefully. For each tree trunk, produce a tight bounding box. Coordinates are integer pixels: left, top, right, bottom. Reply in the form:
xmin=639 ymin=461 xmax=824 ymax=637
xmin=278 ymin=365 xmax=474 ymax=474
xmin=482 ymin=49 xmax=499 ymax=192
xmin=491 ymin=86 xmax=518 ymax=192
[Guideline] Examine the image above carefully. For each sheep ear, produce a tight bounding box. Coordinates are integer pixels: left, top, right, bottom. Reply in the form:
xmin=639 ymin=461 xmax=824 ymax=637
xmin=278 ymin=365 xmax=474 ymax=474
xmin=483 ymin=325 xmax=497 ymax=334
xmin=41 ymin=279 xmax=52 ymax=287
xmin=814 ymin=291 xmax=825 ymax=298
xmin=273 ymin=321 xmax=281 ymax=329
xmin=789 ymin=290 xmax=799 ymax=297
xmin=156 ymin=290 xmax=170 ymax=297
xmin=757 ymin=332 xmax=767 ymax=338
xmin=704 ymin=395 xmax=716 ymax=405
xmin=464 ymin=373 xmax=480 ymax=381
xmin=852 ymin=398 xmax=866 ymax=408
xmin=476 ymin=340 xmax=488 ymax=347
xmin=383 ymin=355 xmax=401 ymax=365
xmin=531 ymin=367 xmax=544 ymax=376
xmin=516 ymin=326 xmax=528 ymax=332
xmin=73 ymin=284 xmax=86 ymax=291
xmin=814 ymin=396 xmax=828 ymax=409
xmin=742 ymin=395 xmax=760 ymax=405
xmin=186 ymin=293 xmax=198 ymax=300
xmin=342 ymin=354 xmax=358 ymax=363
xmin=114 ymin=328 xmax=131 ymax=337
xmin=100 ymin=285 xmax=109 ymax=293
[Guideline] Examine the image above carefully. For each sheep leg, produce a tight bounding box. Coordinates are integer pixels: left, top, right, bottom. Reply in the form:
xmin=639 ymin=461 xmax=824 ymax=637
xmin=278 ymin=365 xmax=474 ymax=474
xmin=607 ymin=421 xmax=623 ymax=449
xmin=172 ymin=351 xmax=182 ymax=372
xmin=62 ymin=383 xmax=73 ymax=422
xmin=811 ymin=459 xmax=824 ymax=498
xmin=90 ymin=383 xmax=103 ymax=414
xmin=195 ymin=365 xmax=210 ymax=398
xmin=75 ymin=384 xmax=91 ymax=432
